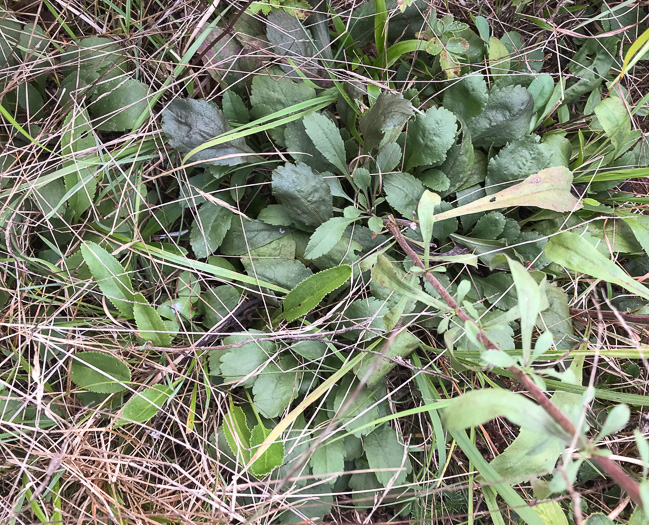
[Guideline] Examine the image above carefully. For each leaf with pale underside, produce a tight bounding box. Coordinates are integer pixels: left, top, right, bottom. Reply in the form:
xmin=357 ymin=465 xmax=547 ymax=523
xmin=432 ymin=167 xmax=582 ymax=223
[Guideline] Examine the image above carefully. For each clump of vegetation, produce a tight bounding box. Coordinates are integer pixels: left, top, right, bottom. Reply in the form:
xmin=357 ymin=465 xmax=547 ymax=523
xmin=1 ymin=0 xmax=649 ymax=523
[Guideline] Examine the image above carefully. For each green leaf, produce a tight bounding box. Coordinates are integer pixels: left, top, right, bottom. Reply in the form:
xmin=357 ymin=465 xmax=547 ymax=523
xmin=376 ymin=142 xmax=402 ymax=173
xmin=242 ymin=258 xmax=313 ymax=290
xmin=545 ymin=232 xmax=649 ymax=301
xmin=623 ymin=215 xmax=649 ymax=256
xmin=491 ymin=390 xmax=580 ymax=483
xmin=266 ymin=11 xmax=319 ymax=79
xmin=597 ymin=404 xmax=630 ymax=441
xmin=292 ymin=340 xmax=327 ymax=360
xmin=162 ymin=98 xmax=253 ymax=166
xmin=222 ymin=90 xmax=249 ymax=124
xmin=309 ymin=435 xmax=345 ymax=485
xmin=527 ymin=74 xmax=555 ymax=114
xmin=364 ymin=424 xmax=412 ymax=486
xmin=439 ymin=129 xmax=476 ymax=194
xmin=190 ymin=203 xmax=234 ymax=258
xmin=360 ymin=92 xmax=414 ymax=150
xmin=114 ymin=384 xmax=173 ymax=428
xmin=250 ymin=421 xmax=285 ymax=476
xmin=404 ymin=106 xmax=457 ymax=170
xmin=302 ymin=112 xmax=348 ymax=175
xmin=280 ymin=265 xmax=352 ymax=322
xmin=272 ymin=162 xmax=333 ymax=227
xmin=418 ymin=190 xmax=440 ymax=268
xmin=70 ymin=351 xmax=131 ymax=394
xmin=443 ymin=389 xmax=565 ymax=437
xmin=472 ymin=211 xmax=506 ymax=240
xmin=584 ymin=514 xmax=614 ymax=525
xmin=305 ymin=217 xmax=357 ymax=260
xmin=435 ymin=167 xmax=582 ymax=222
xmin=488 ymin=36 xmax=510 ymax=76
xmin=219 ymin=330 xmax=277 ymax=388
xmin=474 ymin=16 xmax=490 ymax=42
xmin=220 ymin=219 xmax=290 ymax=256
xmin=384 ymin=172 xmax=425 ymax=219
xmin=594 ymin=96 xmax=637 ymax=157
xmin=250 ymin=74 xmax=316 ymax=145
xmin=222 ymin=404 xmax=251 ymax=464
xmin=253 ymin=356 xmax=299 ymax=418
xmin=443 ymin=74 xmax=489 ymax=121
xmin=133 ymin=293 xmax=172 ymax=347
xmin=355 ymin=329 xmax=419 ymax=388
xmin=61 ymin=36 xmax=127 ymax=77
xmin=508 ymin=258 xmax=544 ymax=363
xmin=89 ymin=77 xmax=151 ymax=132
xmin=80 ymin=242 xmax=135 ymax=318
xmin=284 ymin=119 xmax=334 ymax=172
xmin=201 ymin=285 xmax=242 ymax=329
xmin=486 ymin=135 xmax=558 ymax=193
xmin=468 ymin=84 xmax=534 ymax=148
xmin=333 ymin=378 xmax=380 ymax=436
xmin=62 ymin=107 xmax=97 ymax=221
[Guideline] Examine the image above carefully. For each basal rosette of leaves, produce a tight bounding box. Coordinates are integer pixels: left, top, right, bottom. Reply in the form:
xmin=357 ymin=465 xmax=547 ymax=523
xmin=5 ymin=2 xmax=649 ymax=524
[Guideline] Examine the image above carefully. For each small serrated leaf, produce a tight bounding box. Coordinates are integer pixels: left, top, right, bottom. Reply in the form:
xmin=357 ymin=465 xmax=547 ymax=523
xmin=222 ymin=403 xmax=251 ymax=464
xmin=133 ymin=293 xmax=172 ymax=347
xmin=309 ymin=436 xmax=345 ymax=485
xmin=305 ymin=217 xmax=357 ymax=260
xmin=252 ymin=356 xmax=299 ymax=418
xmin=80 ymin=242 xmax=135 ymax=318
xmin=384 ymin=172 xmax=425 ymax=219
xmin=114 ymin=384 xmax=173 ymax=428
xmin=404 ymin=106 xmax=457 ymax=170
xmin=162 ymin=98 xmax=253 ymax=166
xmin=364 ymin=425 xmax=412 ymax=486
xmin=272 ymin=162 xmax=333 ymax=227
xmin=89 ymin=77 xmax=151 ymax=131
xmin=468 ymin=84 xmax=534 ymax=148
xmin=70 ymin=351 xmax=131 ymax=394
xmin=219 ymin=331 xmax=277 ymax=388
xmin=279 ymin=265 xmax=352 ymax=322
xmin=249 ymin=421 xmax=285 ymax=476
xmin=360 ymin=92 xmax=414 ymax=150
xmin=302 ymin=112 xmax=348 ymax=175
xmin=190 ymin=202 xmax=234 ymax=258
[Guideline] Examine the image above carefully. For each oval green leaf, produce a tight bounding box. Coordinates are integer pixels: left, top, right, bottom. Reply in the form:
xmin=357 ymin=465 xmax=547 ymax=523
xmin=80 ymin=242 xmax=135 ymax=318
xmin=114 ymin=384 xmax=173 ymax=428
xmin=279 ymin=265 xmax=352 ymax=323
xmin=70 ymin=351 xmax=131 ymax=394
xmin=133 ymin=293 xmax=173 ymax=347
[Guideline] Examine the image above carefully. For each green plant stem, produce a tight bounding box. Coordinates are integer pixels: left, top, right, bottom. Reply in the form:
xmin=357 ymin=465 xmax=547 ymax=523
xmin=384 ymin=216 xmax=644 ymax=509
